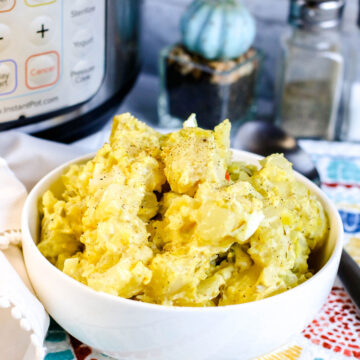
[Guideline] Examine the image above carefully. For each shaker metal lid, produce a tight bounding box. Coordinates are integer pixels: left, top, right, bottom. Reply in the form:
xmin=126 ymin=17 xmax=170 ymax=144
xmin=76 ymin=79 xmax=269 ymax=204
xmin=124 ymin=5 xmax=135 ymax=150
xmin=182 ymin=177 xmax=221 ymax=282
xmin=289 ymin=0 xmax=345 ymax=29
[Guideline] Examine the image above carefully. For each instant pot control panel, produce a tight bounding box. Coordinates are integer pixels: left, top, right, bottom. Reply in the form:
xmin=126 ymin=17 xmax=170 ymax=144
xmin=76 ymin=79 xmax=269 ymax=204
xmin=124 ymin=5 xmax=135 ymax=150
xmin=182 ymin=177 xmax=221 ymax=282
xmin=0 ymin=0 xmax=105 ymax=123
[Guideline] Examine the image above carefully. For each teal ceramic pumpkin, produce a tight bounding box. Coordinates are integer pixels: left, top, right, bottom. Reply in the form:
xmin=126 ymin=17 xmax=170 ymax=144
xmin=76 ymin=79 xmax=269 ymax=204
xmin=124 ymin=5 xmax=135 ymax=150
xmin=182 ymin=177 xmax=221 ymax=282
xmin=181 ymin=0 xmax=256 ymax=60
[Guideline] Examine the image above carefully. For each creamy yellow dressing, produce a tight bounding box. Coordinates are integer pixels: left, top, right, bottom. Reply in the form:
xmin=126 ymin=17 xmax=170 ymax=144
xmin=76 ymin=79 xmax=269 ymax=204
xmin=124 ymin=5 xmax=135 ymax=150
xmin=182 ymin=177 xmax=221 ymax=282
xmin=38 ymin=113 xmax=328 ymax=306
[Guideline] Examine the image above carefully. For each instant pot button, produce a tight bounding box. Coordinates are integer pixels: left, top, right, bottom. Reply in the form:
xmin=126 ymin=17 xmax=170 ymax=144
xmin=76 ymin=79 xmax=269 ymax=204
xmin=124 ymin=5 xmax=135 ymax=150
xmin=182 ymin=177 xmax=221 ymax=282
xmin=71 ymin=60 xmax=95 ymax=87
xmin=71 ymin=0 xmax=95 ymax=24
xmin=0 ymin=24 xmax=11 ymax=51
xmin=0 ymin=60 xmax=17 ymax=95
xmin=25 ymin=0 xmax=56 ymax=7
xmin=29 ymin=16 xmax=54 ymax=45
xmin=26 ymin=51 xmax=59 ymax=89
xmin=0 ymin=0 xmax=15 ymax=12
xmin=72 ymin=28 xmax=94 ymax=56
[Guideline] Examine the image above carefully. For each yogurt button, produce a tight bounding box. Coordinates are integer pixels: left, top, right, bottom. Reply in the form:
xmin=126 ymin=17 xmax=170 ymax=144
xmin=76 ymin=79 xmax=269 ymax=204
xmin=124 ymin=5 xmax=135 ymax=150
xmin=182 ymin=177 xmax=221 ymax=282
xmin=71 ymin=0 xmax=95 ymax=24
xmin=72 ymin=28 xmax=94 ymax=56
xmin=0 ymin=24 xmax=11 ymax=51
xmin=26 ymin=52 xmax=59 ymax=89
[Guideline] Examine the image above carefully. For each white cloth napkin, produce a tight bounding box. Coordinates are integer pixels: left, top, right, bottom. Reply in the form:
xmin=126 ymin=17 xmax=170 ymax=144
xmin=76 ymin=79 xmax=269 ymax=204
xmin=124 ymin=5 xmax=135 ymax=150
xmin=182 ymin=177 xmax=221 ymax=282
xmin=0 ymin=157 xmax=48 ymax=360
xmin=0 ymin=131 xmax=89 ymax=360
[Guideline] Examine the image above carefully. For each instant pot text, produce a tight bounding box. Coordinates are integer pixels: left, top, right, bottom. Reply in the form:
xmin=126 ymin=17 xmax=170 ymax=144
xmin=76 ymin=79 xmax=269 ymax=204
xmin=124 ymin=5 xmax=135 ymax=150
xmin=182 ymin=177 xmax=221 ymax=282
xmin=0 ymin=96 xmax=59 ymax=114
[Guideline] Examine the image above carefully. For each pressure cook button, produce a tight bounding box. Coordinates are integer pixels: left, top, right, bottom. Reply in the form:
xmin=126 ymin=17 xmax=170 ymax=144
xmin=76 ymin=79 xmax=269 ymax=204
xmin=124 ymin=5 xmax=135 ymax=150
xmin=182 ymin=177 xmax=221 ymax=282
xmin=26 ymin=51 xmax=59 ymax=89
xmin=0 ymin=24 xmax=11 ymax=51
xmin=71 ymin=60 xmax=95 ymax=86
xmin=0 ymin=0 xmax=15 ymax=12
xmin=71 ymin=0 xmax=95 ymax=24
xmin=0 ymin=60 xmax=16 ymax=95
xmin=29 ymin=16 xmax=54 ymax=45
xmin=72 ymin=28 xmax=94 ymax=56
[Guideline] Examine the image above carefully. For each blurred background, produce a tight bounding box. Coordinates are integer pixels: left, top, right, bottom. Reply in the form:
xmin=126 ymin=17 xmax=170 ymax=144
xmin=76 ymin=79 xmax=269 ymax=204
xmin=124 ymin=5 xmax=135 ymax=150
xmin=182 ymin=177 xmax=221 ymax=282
xmin=136 ymin=0 xmax=358 ymax=123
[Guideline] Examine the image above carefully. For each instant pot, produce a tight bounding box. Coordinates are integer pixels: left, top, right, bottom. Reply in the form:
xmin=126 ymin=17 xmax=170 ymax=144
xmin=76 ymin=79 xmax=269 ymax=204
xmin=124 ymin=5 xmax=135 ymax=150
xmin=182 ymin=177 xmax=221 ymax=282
xmin=0 ymin=0 xmax=141 ymax=142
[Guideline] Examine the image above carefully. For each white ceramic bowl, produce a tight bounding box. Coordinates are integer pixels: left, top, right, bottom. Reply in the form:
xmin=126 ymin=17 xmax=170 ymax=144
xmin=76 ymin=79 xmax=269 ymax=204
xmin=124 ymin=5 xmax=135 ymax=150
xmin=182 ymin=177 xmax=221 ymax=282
xmin=21 ymin=150 xmax=343 ymax=360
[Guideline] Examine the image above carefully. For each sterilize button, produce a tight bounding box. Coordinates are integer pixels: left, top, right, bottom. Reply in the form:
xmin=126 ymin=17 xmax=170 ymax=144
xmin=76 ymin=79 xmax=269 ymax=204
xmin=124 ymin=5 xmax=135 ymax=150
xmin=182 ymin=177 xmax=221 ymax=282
xmin=0 ymin=0 xmax=15 ymax=12
xmin=26 ymin=51 xmax=59 ymax=89
xmin=72 ymin=28 xmax=94 ymax=56
xmin=71 ymin=0 xmax=95 ymax=25
xmin=0 ymin=24 xmax=11 ymax=51
xmin=29 ymin=16 xmax=54 ymax=45
xmin=0 ymin=60 xmax=17 ymax=95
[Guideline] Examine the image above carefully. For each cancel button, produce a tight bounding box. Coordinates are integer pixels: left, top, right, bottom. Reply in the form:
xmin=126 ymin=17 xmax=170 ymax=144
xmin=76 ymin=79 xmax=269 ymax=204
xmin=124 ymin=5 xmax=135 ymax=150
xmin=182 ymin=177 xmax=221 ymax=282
xmin=71 ymin=61 xmax=95 ymax=86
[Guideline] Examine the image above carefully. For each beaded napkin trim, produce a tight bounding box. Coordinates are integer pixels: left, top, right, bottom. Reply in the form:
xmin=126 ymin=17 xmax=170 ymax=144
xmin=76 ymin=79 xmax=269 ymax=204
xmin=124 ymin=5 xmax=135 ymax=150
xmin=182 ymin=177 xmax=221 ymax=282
xmin=0 ymin=230 xmax=47 ymax=359
xmin=0 ymin=296 xmax=46 ymax=359
xmin=0 ymin=229 xmax=22 ymax=250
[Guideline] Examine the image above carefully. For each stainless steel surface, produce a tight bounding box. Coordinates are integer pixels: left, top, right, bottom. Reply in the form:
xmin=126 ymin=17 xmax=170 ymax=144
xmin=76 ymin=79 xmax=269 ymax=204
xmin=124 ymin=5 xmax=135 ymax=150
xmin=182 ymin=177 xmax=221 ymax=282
xmin=289 ymin=0 xmax=345 ymax=29
xmin=6 ymin=0 xmax=141 ymax=135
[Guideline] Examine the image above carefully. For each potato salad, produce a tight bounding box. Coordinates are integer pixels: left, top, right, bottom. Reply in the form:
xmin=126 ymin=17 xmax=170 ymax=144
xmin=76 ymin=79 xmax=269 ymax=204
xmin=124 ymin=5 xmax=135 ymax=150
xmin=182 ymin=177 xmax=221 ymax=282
xmin=38 ymin=113 xmax=329 ymax=306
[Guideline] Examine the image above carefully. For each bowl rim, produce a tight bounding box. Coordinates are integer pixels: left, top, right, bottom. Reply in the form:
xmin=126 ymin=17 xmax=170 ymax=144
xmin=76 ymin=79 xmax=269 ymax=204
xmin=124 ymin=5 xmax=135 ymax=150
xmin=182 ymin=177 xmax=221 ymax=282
xmin=21 ymin=149 xmax=344 ymax=313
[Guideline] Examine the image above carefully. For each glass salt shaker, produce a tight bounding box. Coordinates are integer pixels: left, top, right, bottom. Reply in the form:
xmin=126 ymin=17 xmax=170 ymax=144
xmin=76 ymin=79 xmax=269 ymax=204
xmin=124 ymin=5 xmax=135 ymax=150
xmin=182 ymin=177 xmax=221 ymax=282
xmin=275 ymin=0 xmax=346 ymax=139
xmin=340 ymin=1 xmax=360 ymax=142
